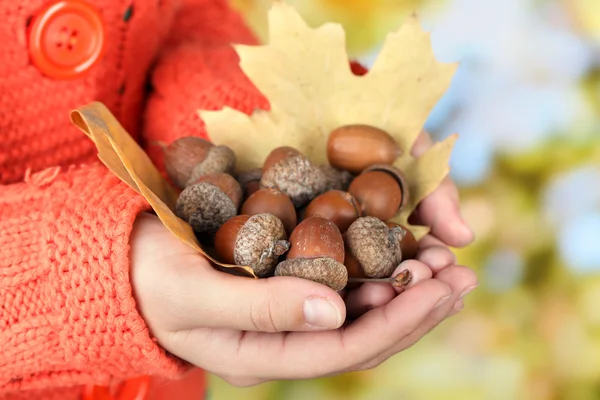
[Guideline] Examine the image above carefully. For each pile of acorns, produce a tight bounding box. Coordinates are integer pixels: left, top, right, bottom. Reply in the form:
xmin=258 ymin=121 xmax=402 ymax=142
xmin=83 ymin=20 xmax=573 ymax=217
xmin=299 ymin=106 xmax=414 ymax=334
xmin=165 ymin=125 xmax=419 ymax=291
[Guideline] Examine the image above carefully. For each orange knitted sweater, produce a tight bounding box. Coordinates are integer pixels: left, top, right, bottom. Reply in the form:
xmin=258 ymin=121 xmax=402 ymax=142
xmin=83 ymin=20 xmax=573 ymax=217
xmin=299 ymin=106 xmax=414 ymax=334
xmin=0 ymin=1 xmax=369 ymax=399
xmin=0 ymin=0 xmax=269 ymax=399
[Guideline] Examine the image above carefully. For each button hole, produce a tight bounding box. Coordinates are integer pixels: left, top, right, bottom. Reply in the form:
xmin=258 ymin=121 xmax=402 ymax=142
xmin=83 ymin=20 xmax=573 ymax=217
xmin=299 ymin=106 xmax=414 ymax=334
xmin=123 ymin=6 xmax=134 ymax=22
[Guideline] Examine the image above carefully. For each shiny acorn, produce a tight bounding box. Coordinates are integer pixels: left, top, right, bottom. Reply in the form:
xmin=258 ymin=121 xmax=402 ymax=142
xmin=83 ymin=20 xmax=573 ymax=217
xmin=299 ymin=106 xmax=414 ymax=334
xmin=274 ymin=216 xmax=348 ymax=291
xmin=327 ymin=124 xmax=400 ymax=174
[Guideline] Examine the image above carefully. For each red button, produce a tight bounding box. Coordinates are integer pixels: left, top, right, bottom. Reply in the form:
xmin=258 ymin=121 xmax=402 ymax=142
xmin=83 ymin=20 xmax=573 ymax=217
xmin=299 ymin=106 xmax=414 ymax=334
xmin=28 ymin=0 xmax=105 ymax=79
xmin=83 ymin=376 xmax=151 ymax=400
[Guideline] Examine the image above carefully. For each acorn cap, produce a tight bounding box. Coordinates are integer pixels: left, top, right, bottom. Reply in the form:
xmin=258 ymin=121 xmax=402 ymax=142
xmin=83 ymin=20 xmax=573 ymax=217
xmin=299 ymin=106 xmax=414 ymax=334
xmin=237 ymin=168 xmax=263 ymax=186
xmin=260 ymin=155 xmax=327 ymax=208
xmin=164 ymin=137 xmax=212 ymax=189
xmin=234 ymin=213 xmax=290 ymax=277
xmin=345 ymin=216 xmax=404 ymax=278
xmin=175 ymin=182 xmax=237 ymax=233
xmin=188 ymin=172 xmax=243 ymax=209
xmin=386 ymin=222 xmax=419 ymax=260
xmin=318 ymin=164 xmax=354 ymax=191
xmin=363 ymin=164 xmax=409 ymax=211
xmin=275 ymin=257 xmax=348 ymax=291
xmin=186 ymin=145 xmax=236 ymax=186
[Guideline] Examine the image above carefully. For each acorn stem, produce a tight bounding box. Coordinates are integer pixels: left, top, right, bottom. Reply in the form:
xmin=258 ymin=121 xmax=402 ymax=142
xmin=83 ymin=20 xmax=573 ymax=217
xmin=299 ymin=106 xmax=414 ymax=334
xmin=348 ymin=269 xmax=412 ymax=289
xmin=274 ymin=240 xmax=291 ymax=256
xmin=388 ymin=225 xmax=407 ymax=242
xmin=149 ymin=140 xmax=168 ymax=150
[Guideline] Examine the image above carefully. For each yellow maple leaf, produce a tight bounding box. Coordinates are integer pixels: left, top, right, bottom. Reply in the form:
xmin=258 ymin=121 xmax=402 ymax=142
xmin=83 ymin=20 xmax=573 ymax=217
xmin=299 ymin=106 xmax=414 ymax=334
xmin=200 ymin=1 xmax=458 ymax=240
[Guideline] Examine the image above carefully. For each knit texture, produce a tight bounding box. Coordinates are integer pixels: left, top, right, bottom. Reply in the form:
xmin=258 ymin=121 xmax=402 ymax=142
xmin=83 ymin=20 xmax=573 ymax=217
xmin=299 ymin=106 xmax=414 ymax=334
xmin=0 ymin=0 xmax=262 ymax=399
xmin=0 ymin=0 xmax=368 ymax=398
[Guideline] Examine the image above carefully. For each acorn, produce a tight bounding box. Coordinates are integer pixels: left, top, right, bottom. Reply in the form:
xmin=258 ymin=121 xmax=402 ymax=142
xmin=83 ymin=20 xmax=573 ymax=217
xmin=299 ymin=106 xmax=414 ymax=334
xmin=214 ymin=214 xmax=290 ymax=277
xmin=263 ymin=146 xmax=303 ymax=172
xmin=344 ymin=236 xmax=412 ymax=290
xmin=348 ymin=165 xmax=408 ymax=221
xmin=343 ymin=240 xmax=368 ymax=289
xmin=345 ymin=216 xmax=404 ymax=278
xmin=260 ymin=147 xmax=327 ymax=208
xmin=304 ymin=190 xmax=361 ymax=233
xmin=187 ymin=145 xmax=236 ymax=186
xmin=318 ymin=164 xmax=354 ymax=191
xmin=274 ymin=217 xmax=348 ymax=291
xmin=241 ymin=188 xmax=297 ymax=235
xmin=164 ymin=137 xmax=235 ymax=189
xmin=327 ymin=125 xmax=400 ymax=174
xmin=237 ymin=168 xmax=263 ymax=198
xmin=386 ymin=222 xmax=419 ymax=260
xmin=175 ymin=172 xmax=242 ymax=234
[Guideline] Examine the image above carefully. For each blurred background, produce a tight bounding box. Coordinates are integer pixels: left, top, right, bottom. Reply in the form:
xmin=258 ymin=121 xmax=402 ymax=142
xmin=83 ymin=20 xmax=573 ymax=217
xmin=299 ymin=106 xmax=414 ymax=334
xmin=212 ymin=0 xmax=600 ymax=398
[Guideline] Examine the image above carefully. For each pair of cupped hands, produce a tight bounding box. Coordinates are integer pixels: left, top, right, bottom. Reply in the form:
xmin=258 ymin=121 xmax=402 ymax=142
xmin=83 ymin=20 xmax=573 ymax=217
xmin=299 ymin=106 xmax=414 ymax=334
xmin=130 ymin=132 xmax=478 ymax=386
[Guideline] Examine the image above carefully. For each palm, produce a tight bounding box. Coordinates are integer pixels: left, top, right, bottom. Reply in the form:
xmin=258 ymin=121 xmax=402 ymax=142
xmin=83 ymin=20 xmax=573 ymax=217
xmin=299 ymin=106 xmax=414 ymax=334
xmin=130 ymin=211 xmax=476 ymax=386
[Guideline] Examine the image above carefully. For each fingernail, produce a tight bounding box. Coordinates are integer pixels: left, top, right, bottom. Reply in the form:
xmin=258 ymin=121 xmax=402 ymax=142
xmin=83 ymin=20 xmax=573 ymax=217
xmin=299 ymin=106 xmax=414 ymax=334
xmin=434 ymin=295 xmax=452 ymax=310
xmin=450 ymin=300 xmax=464 ymax=316
xmin=458 ymin=215 xmax=474 ymax=239
xmin=304 ymin=297 xmax=342 ymax=329
xmin=453 ymin=300 xmax=464 ymax=312
xmin=460 ymin=285 xmax=478 ymax=299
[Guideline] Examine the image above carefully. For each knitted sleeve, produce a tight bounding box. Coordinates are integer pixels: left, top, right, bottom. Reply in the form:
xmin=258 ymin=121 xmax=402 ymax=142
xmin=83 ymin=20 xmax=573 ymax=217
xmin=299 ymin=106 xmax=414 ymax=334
xmin=142 ymin=0 xmax=369 ymax=167
xmin=0 ymin=164 xmax=186 ymax=395
xmin=142 ymin=0 xmax=269 ymax=166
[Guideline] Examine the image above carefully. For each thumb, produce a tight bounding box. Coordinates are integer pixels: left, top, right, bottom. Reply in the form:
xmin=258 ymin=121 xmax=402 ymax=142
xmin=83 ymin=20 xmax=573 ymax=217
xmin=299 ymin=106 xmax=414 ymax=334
xmin=170 ymin=266 xmax=347 ymax=333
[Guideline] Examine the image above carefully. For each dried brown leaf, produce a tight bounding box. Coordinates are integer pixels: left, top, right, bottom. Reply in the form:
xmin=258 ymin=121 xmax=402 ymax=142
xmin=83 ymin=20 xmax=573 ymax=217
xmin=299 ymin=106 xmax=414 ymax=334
xmin=70 ymin=102 xmax=257 ymax=278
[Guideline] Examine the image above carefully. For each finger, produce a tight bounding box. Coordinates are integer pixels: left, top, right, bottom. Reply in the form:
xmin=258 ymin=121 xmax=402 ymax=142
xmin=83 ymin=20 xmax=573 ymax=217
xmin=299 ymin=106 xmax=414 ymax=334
xmin=345 ymin=261 xmax=433 ymax=319
xmin=434 ymin=265 xmax=479 ymax=300
xmin=418 ymin=234 xmax=450 ymax=250
xmin=344 ymin=283 xmax=395 ymax=320
xmin=355 ymin=265 xmax=478 ymax=370
xmin=411 ymin=130 xmax=435 ymax=157
xmin=415 ymin=176 xmax=474 ymax=248
xmin=390 ymin=260 xmax=433 ymax=293
xmin=410 ymin=131 xmax=474 ymax=248
xmin=160 ymin=264 xmax=347 ymax=332
xmin=178 ymin=279 xmax=453 ymax=380
xmin=451 ymin=299 xmax=465 ymax=316
xmin=416 ymin=239 xmax=457 ymax=275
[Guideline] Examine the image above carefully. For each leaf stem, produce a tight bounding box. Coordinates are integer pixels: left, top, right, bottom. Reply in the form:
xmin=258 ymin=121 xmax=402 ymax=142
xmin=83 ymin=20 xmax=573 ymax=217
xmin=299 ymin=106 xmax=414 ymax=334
xmin=148 ymin=140 xmax=167 ymax=150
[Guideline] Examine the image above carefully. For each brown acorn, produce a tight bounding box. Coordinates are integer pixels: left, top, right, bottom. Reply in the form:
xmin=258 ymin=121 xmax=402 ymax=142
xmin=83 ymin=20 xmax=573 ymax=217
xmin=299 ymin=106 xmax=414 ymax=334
xmin=237 ymin=168 xmax=263 ymax=198
xmin=263 ymin=146 xmax=303 ymax=172
xmin=274 ymin=217 xmax=348 ymax=291
xmin=318 ymin=164 xmax=354 ymax=191
xmin=164 ymin=137 xmax=235 ymax=189
xmin=214 ymin=214 xmax=290 ymax=277
xmin=175 ymin=172 xmax=242 ymax=234
xmin=345 ymin=216 xmax=404 ymax=278
xmin=343 ymin=239 xmax=368 ymax=289
xmin=327 ymin=125 xmax=400 ymax=174
xmin=304 ymin=190 xmax=361 ymax=233
xmin=386 ymin=222 xmax=419 ymax=260
xmin=241 ymin=188 xmax=297 ymax=235
xmin=187 ymin=145 xmax=236 ymax=186
xmin=348 ymin=165 xmax=408 ymax=221
xmin=260 ymin=147 xmax=327 ymax=208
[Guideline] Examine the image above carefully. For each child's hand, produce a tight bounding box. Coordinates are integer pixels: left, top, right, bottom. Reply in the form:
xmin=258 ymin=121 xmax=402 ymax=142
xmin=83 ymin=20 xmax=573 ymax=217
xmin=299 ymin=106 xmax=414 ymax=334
xmin=343 ymin=130 xmax=476 ymax=319
xmin=130 ymin=210 xmax=476 ymax=387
